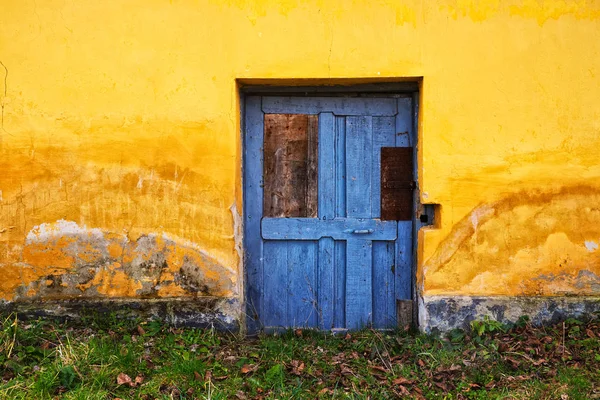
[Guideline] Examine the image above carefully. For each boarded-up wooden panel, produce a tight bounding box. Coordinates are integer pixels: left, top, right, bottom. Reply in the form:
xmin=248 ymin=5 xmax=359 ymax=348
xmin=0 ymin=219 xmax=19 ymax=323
xmin=263 ymin=114 xmax=318 ymax=218
xmin=381 ymin=147 xmax=413 ymax=221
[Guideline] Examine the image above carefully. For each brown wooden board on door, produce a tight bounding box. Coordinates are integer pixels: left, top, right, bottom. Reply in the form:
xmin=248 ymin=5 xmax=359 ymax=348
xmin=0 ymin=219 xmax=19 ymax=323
xmin=380 ymin=147 xmax=413 ymax=221
xmin=263 ymin=114 xmax=318 ymax=218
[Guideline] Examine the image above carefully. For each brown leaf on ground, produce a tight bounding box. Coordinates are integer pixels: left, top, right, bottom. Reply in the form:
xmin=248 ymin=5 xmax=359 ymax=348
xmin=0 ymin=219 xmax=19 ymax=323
xmin=137 ymin=325 xmax=146 ymax=336
xmin=290 ymin=360 xmax=305 ymax=375
xmin=396 ymin=385 xmax=411 ymax=396
xmin=235 ymin=390 xmax=247 ymax=399
xmin=586 ymin=329 xmax=596 ymax=338
xmin=392 ymin=376 xmax=414 ymax=385
xmin=241 ymin=364 xmax=257 ymax=374
xmin=370 ymin=365 xmax=388 ymax=373
xmin=340 ymin=364 xmax=354 ymax=376
xmin=116 ymin=373 xmax=132 ymax=386
xmin=194 ymin=371 xmax=202 ymax=381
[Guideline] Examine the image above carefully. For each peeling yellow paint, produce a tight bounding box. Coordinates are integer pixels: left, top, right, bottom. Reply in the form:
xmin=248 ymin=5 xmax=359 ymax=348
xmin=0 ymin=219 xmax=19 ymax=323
xmin=1 ymin=0 xmax=600 ymax=304
xmin=425 ymin=187 xmax=600 ymax=296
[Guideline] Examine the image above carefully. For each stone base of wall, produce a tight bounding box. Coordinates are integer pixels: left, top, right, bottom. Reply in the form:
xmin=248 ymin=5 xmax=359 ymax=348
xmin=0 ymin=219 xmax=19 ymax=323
xmin=420 ymin=295 xmax=600 ymax=333
xmin=0 ymin=298 xmax=240 ymax=331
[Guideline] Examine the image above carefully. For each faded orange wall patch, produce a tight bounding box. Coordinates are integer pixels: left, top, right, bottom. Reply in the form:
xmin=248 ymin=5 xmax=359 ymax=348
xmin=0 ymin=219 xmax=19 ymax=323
xmin=3 ymin=220 xmax=235 ymax=301
xmin=424 ymin=186 xmax=600 ymax=296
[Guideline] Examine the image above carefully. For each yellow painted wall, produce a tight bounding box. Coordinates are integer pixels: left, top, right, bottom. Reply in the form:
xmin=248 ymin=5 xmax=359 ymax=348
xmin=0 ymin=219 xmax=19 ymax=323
xmin=1 ymin=0 xmax=600 ymax=303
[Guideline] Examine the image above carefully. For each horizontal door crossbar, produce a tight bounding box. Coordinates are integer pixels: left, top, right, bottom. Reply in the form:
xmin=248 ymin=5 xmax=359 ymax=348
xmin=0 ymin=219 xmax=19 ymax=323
xmin=261 ymin=218 xmax=397 ymax=241
xmin=262 ymin=97 xmax=398 ymax=116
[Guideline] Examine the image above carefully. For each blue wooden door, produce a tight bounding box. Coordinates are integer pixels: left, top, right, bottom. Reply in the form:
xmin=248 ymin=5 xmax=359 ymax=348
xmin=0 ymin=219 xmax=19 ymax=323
xmin=244 ymin=96 xmax=415 ymax=332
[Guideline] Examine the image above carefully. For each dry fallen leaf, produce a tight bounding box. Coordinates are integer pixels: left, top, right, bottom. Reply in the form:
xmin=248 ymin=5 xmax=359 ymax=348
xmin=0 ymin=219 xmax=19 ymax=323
xmin=117 ymin=373 xmax=132 ymax=386
xmin=392 ymin=376 xmax=414 ymax=386
xmin=290 ymin=360 xmax=305 ymax=375
xmin=241 ymin=364 xmax=257 ymax=374
xmin=137 ymin=325 xmax=146 ymax=336
xmin=235 ymin=390 xmax=248 ymax=399
xmin=396 ymin=385 xmax=411 ymax=396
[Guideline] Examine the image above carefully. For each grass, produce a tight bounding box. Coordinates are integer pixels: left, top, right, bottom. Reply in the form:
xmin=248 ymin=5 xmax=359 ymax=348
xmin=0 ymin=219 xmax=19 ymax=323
xmin=0 ymin=313 xmax=598 ymax=399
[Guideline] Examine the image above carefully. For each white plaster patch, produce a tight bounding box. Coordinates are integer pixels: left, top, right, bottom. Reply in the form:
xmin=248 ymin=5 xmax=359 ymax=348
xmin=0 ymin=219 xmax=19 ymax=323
xmin=469 ymin=204 xmax=495 ymax=230
xmin=585 ymin=241 xmax=598 ymax=252
xmin=160 ymin=232 xmax=236 ymax=274
xmin=26 ymin=220 xmax=104 ymax=244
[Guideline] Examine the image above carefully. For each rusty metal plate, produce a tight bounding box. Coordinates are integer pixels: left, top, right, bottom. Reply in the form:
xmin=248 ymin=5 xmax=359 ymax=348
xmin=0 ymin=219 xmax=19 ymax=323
xmin=381 ymin=147 xmax=414 ymax=221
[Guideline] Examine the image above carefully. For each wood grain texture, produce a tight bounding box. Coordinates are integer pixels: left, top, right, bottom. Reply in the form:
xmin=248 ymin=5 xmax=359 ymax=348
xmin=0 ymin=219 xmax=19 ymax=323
xmin=346 ymin=238 xmax=373 ymax=329
xmin=247 ymin=96 xmax=415 ymax=332
xmin=372 ymin=117 xmax=396 ymax=218
xmin=346 ymin=116 xmax=373 ymax=218
xmin=261 ymin=217 xmax=397 ymax=241
xmin=372 ymin=241 xmax=396 ymax=328
xmin=243 ymin=96 xmax=265 ymax=332
xmin=262 ymin=96 xmax=398 ymax=116
xmin=263 ymin=114 xmax=318 ymax=218
xmin=381 ymin=147 xmax=413 ymax=221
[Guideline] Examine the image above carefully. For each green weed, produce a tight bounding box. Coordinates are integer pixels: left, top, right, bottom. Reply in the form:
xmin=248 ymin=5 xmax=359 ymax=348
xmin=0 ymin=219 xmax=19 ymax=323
xmin=0 ymin=312 xmax=597 ymax=399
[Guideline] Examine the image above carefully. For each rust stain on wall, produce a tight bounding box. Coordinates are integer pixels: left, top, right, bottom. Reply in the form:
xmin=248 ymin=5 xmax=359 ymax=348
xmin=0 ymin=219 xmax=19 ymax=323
xmin=424 ymin=186 xmax=600 ymax=296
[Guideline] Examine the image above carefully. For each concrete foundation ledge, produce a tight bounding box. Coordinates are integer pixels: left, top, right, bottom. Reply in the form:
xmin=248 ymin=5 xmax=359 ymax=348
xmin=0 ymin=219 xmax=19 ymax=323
xmin=0 ymin=298 xmax=240 ymax=332
xmin=420 ymin=295 xmax=600 ymax=333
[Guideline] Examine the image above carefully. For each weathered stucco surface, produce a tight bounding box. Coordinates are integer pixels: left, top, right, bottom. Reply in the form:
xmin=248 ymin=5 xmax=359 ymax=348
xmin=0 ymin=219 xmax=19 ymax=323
xmin=424 ymin=186 xmax=600 ymax=296
xmin=16 ymin=220 xmax=234 ymax=300
xmin=2 ymin=0 xmax=600 ymax=326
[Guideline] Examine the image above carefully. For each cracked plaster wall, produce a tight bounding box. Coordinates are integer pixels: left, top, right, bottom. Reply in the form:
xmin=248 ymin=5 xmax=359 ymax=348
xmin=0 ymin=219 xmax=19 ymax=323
xmin=1 ymin=1 xmax=600 ymax=325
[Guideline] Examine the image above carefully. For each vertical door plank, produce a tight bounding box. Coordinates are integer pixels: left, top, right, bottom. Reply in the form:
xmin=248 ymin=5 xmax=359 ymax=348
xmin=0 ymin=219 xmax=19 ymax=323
xmin=244 ymin=96 xmax=264 ymax=332
xmin=395 ymin=98 xmax=414 ymax=302
xmin=333 ymin=240 xmax=346 ymax=328
xmin=396 ymin=97 xmax=413 ymax=148
xmin=346 ymin=238 xmax=373 ymax=329
xmin=395 ymin=221 xmax=412 ymax=301
xmin=318 ymin=112 xmax=335 ymax=329
xmin=372 ymin=241 xmax=396 ymax=328
xmin=318 ymin=238 xmax=334 ymax=329
xmin=346 ymin=116 xmax=372 ymax=218
xmin=306 ymin=115 xmax=319 ymax=217
xmin=333 ymin=116 xmax=347 ymax=328
xmin=335 ymin=116 xmax=347 ymax=218
xmin=288 ymin=242 xmax=318 ymax=327
xmin=318 ymin=113 xmax=335 ymax=219
xmin=372 ymin=116 xmax=396 ymax=218
xmin=263 ymin=241 xmax=288 ymax=328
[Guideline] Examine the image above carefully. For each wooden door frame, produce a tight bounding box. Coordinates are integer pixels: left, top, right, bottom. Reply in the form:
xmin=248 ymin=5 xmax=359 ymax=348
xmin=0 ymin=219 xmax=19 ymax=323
xmin=239 ymin=81 xmax=422 ymax=334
